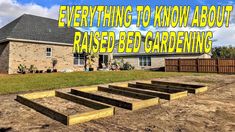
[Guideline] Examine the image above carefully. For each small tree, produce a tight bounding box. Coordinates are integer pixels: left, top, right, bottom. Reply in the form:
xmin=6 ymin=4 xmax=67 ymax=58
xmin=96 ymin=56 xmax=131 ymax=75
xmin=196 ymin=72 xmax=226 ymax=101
xmin=51 ymin=58 xmax=58 ymax=70
xmin=29 ymin=65 xmax=37 ymax=73
xmin=86 ymin=52 xmax=98 ymax=71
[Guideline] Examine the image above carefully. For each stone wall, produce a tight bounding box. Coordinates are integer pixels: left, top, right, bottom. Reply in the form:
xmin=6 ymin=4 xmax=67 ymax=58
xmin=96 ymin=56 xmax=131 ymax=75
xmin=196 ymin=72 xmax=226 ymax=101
xmin=113 ymin=54 xmax=211 ymax=70
xmin=8 ymin=41 xmax=98 ymax=74
xmin=0 ymin=42 xmax=9 ymax=73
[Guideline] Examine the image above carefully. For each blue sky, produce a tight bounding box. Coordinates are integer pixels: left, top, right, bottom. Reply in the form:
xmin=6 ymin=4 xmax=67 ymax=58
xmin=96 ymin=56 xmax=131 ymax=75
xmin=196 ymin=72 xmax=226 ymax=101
xmin=0 ymin=0 xmax=235 ymax=47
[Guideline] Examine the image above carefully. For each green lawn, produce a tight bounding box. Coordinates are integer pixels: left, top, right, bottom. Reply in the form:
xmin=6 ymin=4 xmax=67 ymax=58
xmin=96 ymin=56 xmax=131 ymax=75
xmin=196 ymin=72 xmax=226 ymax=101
xmin=0 ymin=70 xmax=205 ymax=94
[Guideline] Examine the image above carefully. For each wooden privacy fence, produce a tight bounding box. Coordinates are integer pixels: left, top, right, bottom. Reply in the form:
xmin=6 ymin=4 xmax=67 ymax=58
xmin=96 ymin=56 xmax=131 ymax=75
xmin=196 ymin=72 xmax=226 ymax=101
xmin=165 ymin=58 xmax=235 ymax=74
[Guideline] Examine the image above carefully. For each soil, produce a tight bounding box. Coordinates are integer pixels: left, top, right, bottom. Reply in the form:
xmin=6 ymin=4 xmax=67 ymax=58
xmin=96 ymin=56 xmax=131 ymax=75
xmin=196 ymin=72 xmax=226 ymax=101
xmin=0 ymin=74 xmax=235 ymax=132
xmin=90 ymin=91 xmax=142 ymax=102
xmin=33 ymin=97 xmax=94 ymax=116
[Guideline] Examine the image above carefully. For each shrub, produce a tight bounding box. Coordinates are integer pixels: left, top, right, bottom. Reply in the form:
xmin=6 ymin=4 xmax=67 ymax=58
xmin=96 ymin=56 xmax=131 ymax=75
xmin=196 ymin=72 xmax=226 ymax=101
xmin=122 ymin=62 xmax=135 ymax=70
xmin=111 ymin=59 xmax=120 ymax=70
xmin=18 ymin=64 xmax=27 ymax=74
xmin=47 ymin=69 xmax=52 ymax=73
xmin=51 ymin=58 xmax=58 ymax=70
xmin=110 ymin=59 xmax=134 ymax=71
xmin=29 ymin=65 xmax=37 ymax=73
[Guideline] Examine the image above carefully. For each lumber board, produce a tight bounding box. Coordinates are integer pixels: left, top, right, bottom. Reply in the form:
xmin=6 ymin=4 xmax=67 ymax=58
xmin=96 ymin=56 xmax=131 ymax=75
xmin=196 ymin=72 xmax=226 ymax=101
xmin=73 ymin=87 xmax=98 ymax=92
xmin=16 ymin=90 xmax=114 ymax=125
xmin=71 ymin=89 xmax=133 ymax=110
xmin=151 ymin=80 xmax=204 ymax=88
xmin=71 ymin=88 xmax=159 ymax=110
xmin=135 ymin=82 xmax=185 ymax=93
xmin=109 ymin=85 xmax=187 ymax=100
xmin=192 ymin=86 xmax=208 ymax=94
xmin=151 ymin=80 xmax=208 ymax=94
xmin=109 ymin=85 xmax=171 ymax=100
xmin=55 ymin=91 xmax=110 ymax=109
xmin=16 ymin=95 xmax=67 ymax=124
xmin=21 ymin=90 xmax=55 ymax=99
xmin=68 ymin=107 xmax=114 ymax=125
xmin=132 ymin=82 xmax=188 ymax=98
xmin=132 ymin=98 xmax=159 ymax=110
xmin=136 ymin=82 xmax=185 ymax=93
xmin=98 ymin=86 xmax=156 ymax=99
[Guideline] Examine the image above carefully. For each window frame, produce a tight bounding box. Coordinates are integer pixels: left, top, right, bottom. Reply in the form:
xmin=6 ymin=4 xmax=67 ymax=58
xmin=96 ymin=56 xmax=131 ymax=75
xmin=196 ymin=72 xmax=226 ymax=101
xmin=100 ymin=55 xmax=108 ymax=65
xmin=73 ymin=53 xmax=85 ymax=66
xmin=139 ymin=56 xmax=151 ymax=67
xmin=46 ymin=47 xmax=52 ymax=57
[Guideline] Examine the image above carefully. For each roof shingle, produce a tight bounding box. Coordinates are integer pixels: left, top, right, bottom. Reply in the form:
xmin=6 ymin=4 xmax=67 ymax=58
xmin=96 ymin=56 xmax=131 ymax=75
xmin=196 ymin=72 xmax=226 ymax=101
xmin=0 ymin=14 xmax=82 ymax=45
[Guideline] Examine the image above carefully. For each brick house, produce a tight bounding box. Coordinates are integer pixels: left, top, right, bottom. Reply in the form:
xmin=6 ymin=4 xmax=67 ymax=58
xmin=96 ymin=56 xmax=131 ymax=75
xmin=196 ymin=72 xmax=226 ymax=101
xmin=113 ymin=52 xmax=211 ymax=70
xmin=113 ymin=39 xmax=211 ymax=70
xmin=0 ymin=14 xmax=102 ymax=74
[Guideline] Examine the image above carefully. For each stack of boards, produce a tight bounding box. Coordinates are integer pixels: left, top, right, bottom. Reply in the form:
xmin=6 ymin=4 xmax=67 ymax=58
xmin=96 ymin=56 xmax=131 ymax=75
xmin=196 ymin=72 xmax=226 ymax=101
xmin=16 ymin=80 xmax=207 ymax=125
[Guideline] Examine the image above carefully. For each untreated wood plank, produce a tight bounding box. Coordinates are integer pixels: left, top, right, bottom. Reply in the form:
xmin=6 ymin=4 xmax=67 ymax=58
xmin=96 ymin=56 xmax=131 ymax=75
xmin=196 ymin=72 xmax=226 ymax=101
xmin=71 ymin=88 xmax=159 ymax=110
xmin=151 ymin=80 xmax=203 ymax=88
xmin=73 ymin=87 xmax=98 ymax=92
xmin=16 ymin=95 xmax=67 ymax=124
xmin=132 ymin=98 xmax=160 ymax=110
xmin=110 ymin=85 xmax=187 ymax=100
xmin=108 ymin=85 xmax=172 ymax=100
xmin=21 ymin=90 xmax=55 ymax=99
xmin=151 ymin=80 xmax=208 ymax=94
xmin=135 ymin=82 xmax=186 ymax=93
xmin=71 ymin=89 xmax=133 ymax=110
xmin=68 ymin=107 xmax=114 ymax=125
xmin=55 ymin=91 xmax=110 ymax=110
xmin=16 ymin=90 xmax=115 ymax=125
xmin=98 ymin=86 xmax=156 ymax=100
xmin=128 ymin=83 xmax=185 ymax=94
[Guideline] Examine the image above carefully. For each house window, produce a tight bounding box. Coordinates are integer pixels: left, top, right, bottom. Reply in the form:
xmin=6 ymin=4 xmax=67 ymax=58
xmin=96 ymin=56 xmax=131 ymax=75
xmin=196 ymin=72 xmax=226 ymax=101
xmin=139 ymin=56 xmax=151 ymax=66
xmin=99 ymin=55 xmax=108 ymax=68
xmin=74 ymin=53 xmax=85 ymax=66
xmin=46 ymin=48 xmax=52 ymax=57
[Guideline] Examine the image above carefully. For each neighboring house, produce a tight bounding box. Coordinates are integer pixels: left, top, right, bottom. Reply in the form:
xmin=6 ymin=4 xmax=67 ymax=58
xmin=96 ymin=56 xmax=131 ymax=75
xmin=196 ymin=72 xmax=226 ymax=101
xmin=0 ymin=14 xmax=103 ymax=74
xmin=112 ymin=39 xmax=211 ymax=70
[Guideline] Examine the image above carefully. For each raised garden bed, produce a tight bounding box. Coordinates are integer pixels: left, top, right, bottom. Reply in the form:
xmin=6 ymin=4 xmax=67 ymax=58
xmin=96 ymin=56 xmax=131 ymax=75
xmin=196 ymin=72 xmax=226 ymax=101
xmin=16 ymin=90 xmax=114 ymax=125
xmin=111 ymin=83 xmax=188 ymax=100
xmin=71 ymin=87 xmax=159 ymax=111
xmin=151 ymin=80 xmax=208 ymax=94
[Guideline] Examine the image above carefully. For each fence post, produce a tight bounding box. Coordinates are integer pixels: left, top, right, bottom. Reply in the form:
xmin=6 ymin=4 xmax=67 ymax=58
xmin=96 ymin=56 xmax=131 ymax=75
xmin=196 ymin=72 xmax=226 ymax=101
xmin=216 ymin=58 xmax=219 ymax=73
xmin=196 ymin=58 xmax=199 ymax=73
xmin=178 ymin=59 xmax=181 ymax=72
xmin=165 ymin=59 xmax=167 ymax=72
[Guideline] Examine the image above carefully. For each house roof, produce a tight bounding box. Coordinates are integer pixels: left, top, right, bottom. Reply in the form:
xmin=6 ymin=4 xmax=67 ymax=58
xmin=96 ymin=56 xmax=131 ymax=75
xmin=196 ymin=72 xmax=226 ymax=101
xmin=0 ymin=14 xmax=81 ymax=45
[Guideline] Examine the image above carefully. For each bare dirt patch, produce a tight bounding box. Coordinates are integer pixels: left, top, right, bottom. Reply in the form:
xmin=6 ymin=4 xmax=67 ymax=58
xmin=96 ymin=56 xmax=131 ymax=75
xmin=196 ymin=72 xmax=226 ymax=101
xmin=33 ymin=97 xmax=94 ymax=116
xmin=90 ymin=91 xmax=142 ymax=102
xmin=0 ymin=74 xmax=234 ymax=132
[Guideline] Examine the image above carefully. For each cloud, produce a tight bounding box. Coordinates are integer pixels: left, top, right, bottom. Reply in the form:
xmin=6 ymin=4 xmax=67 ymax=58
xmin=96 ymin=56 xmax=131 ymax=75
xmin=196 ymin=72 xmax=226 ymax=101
xmin=209 ymin=5 xmax=235 ymax=47
xmin=0 ymin=0 xmax=59 ymax=28
xmin=212 ymin=24 xmax=235 ymax=47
